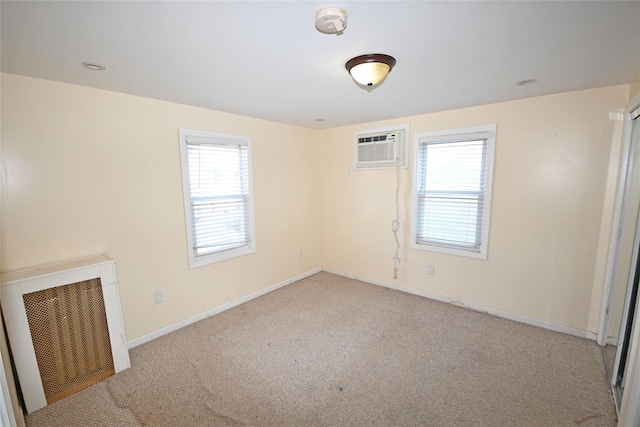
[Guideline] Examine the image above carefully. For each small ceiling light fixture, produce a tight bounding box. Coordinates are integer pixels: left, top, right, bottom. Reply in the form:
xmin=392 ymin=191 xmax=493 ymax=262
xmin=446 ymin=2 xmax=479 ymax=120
xmin=516 ymin=79 xmax=537 ymax=86
xmin=345 ymin=54 xmax=396 ymax=87
xmin=81 ymin=62 xmax=106 ymax=71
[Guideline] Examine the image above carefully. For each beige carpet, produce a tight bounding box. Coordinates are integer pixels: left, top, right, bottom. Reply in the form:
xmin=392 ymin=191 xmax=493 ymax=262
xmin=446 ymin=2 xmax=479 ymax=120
xmin=26 ymin=272 xmax=617 ymax=426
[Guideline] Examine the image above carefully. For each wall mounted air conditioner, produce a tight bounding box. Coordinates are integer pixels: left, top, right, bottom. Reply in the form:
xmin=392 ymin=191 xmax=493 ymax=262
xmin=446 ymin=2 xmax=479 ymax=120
xmin=354 ymin=125 xmax=409 ymax=170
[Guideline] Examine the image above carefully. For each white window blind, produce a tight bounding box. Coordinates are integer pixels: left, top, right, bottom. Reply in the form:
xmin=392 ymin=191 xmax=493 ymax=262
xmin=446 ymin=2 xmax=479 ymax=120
xmin=179 ymin=130 xmax=255 ymax=268
xmin=412 ymin=125 xmax=495 ymax=259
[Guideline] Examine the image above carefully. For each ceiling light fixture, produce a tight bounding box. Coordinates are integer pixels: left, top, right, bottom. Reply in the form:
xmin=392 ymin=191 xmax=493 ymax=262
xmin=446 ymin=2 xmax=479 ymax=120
xmin=345 ymin=54 xmax=396 ymax=87
xmin=81 ymin=62 xmax=106 ymax=71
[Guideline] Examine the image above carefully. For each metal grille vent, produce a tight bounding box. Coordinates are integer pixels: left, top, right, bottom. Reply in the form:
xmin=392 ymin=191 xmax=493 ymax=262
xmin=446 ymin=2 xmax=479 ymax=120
xmin=357 ymin=138 xmax=396 ymax=163
xmin=22 ymin=278 xmax=115 ymax=404
xmin=354 ymin=126 xmax=408 ymax=169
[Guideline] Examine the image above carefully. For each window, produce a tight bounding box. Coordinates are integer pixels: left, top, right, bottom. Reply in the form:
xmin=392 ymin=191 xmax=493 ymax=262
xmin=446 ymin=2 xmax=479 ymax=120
xmin=179 ymin=129 xmax=255 ymax=268
xmin=411 ymin=125 xmax=496 ymax=259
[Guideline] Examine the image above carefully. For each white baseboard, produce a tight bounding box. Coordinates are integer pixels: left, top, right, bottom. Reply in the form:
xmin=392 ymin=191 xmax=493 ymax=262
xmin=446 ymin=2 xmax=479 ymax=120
xmin=127 ymin=267 xmax=322 ymax=349
xmin=322 ymin=267 xmax=598 ymax=341
xmin=128 ymin=266 xmax=600 ymax=349
xmin=606 ymin=337 xmax=619 ymax=346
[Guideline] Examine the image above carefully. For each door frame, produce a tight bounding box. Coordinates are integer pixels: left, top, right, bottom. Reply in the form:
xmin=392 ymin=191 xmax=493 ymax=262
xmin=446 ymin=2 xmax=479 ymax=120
xmin=598 ymin=90 xmax=640 ymax=426
xmin=0 ymin=349 xmax=16 ymax=427
xmin=598 ymin=95 xmax=640 ymax=346
xmin=611 ymin=183 xmax=640 ymax=407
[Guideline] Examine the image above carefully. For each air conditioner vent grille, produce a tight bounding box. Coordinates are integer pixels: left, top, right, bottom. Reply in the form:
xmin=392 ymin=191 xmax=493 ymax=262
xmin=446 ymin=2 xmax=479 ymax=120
xmin=358 ymin=140 xmax=396 ymax=163
xmin=354 ymin=126 xmax=408 ymax=170
xmin=358 ymin=134 xmax=388 ymax=143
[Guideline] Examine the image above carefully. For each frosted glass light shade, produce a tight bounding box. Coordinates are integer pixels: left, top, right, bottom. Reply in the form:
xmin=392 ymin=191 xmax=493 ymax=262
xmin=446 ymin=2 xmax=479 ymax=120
xmin=345 ymin=54 xmax=396 ymax=87
xmin=349 ymin=62 xmax=391 ymax=86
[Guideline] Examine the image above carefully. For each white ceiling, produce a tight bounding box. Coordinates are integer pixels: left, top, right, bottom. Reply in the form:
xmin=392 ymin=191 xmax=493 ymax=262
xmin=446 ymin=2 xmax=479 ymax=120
xmin=2 ymin=1 xmax=639 ymax=130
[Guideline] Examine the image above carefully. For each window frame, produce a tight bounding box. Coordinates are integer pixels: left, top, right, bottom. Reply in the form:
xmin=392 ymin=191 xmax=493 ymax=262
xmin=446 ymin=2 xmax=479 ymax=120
xmin=178 ymin=128 xmax=256 ymax=269
xmin=410 ymin=124 xmax=496 ymax=259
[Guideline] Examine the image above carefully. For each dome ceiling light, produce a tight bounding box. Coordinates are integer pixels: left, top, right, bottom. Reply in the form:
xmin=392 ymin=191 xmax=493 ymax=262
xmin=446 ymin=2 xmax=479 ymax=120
xmin=345 ymin=54 xmax=396 ymax=87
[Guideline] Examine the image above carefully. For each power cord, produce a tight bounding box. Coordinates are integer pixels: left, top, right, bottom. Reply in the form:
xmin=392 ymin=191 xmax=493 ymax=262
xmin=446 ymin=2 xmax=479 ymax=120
xmin=392 ymin=157 xmax=401 ymax=279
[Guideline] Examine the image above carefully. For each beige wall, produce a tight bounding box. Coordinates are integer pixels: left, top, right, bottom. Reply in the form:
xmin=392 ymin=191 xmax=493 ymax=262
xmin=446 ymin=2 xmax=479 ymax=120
xmin=0 ymin=72 xmax=631 ymax=341
xmin=1 ymin=73 xmax=321 ymax=341
xmin=319 ymin=85 xmax=630 ymax=334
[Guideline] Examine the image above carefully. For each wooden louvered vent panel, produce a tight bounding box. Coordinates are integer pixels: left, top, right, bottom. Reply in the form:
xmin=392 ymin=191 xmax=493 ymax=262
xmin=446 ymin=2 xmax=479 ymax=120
xmin=22 ymin=278 xmax=115 ymax=404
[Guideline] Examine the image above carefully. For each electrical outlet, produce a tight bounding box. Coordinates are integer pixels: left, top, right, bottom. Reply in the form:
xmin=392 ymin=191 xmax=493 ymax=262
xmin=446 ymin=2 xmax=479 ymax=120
xmin=427 ymin=265 xmax=435 ymax=275
xmin=153 ymin=290 xmax=163 ymax=305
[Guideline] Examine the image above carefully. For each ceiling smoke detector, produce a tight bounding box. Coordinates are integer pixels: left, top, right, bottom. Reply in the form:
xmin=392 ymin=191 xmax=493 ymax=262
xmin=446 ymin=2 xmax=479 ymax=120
xmin=315 ymin=7 xmax=347 ymax=35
